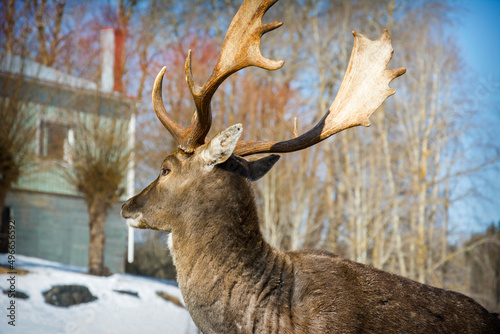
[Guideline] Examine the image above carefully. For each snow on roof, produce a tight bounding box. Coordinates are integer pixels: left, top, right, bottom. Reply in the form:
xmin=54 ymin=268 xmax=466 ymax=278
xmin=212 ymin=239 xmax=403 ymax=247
xmin=0 ymin=53 xmax=98 ymax=91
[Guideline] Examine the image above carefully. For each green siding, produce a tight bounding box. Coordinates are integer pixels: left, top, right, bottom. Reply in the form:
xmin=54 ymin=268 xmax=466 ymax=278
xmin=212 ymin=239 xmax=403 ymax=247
xmin=17 ymin=163 xmax=77 ymax=197
xmin=6 ymin=190 xmax=127 ymax=273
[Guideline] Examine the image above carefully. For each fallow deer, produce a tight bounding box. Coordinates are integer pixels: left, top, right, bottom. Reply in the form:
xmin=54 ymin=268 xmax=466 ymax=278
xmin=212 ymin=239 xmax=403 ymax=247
xmin=121 ymin=0 xmax=500 ymax=333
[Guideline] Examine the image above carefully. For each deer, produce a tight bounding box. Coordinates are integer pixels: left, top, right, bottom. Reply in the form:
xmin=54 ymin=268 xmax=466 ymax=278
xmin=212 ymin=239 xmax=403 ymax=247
xmin=121 ymin=0 xmax=500 ymax=333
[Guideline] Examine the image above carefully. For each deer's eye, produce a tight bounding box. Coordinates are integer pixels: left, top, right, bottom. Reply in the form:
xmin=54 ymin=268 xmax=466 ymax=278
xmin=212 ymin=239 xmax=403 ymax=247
xmin=160 ymin=168 xmax=171 ymax=177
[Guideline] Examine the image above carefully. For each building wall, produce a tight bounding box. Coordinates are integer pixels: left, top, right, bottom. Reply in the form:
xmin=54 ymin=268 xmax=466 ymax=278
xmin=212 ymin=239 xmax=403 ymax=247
xmin=6 ymin=189 xmax=127 ymax=273
xmin=1 ymin=55 xmax=134 ymax=274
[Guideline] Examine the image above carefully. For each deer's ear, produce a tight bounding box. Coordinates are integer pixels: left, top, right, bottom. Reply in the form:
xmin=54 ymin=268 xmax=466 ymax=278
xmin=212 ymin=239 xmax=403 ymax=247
xmin=219 ymin=154 xmax=280 ymax=181
xmin=199 ymin=124 xmax=243 ymax=170
xmin=245 ymin=154 xmax=280 ymax=181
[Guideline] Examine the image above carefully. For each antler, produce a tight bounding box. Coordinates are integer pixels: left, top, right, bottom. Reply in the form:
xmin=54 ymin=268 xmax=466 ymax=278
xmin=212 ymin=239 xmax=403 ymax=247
xmin=233 ymin=30 xmax=406 ymax=156
xmin=153 ymin=0 xmax=284 ymax=153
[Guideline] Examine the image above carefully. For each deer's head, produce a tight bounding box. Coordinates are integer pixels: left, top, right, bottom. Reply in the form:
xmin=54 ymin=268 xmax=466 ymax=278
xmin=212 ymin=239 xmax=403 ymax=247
xmin=121 ymin=0 xmax=405 ymax=233
xmin=121 ymin=123 xmax=280 ymax=231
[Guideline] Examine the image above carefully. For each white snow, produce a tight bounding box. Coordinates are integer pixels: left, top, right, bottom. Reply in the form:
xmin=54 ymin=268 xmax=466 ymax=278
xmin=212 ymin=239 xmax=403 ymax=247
xmin=0 ymin=255 xmax=199 ymax=334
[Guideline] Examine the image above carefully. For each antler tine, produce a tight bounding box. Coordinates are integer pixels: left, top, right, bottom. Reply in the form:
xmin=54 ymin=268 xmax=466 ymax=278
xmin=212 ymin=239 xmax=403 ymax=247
xmin=152 ymin=66 xmax=189 ymax=144
xmin=233 ymin=29 xmax=406 ymax=157
xmin=181 ymin=0 xmax=285 ymax=152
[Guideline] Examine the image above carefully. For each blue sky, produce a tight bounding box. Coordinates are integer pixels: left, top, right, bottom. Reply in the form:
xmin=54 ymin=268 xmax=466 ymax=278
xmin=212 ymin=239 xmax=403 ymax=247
xmin=454 ymin=0 xmax=500 ymax=232
xmin=457 ymin=0 xmax=500 ymax=113
xmin=458 ymin=0 xmax=500 ymax=84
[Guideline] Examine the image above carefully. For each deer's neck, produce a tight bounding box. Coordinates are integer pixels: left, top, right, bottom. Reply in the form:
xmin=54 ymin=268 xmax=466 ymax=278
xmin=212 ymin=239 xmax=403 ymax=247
xmin=169 ymin=190 xmax=272 ymax=285
xmin=168 ymin=183 xmax=292 ymax=332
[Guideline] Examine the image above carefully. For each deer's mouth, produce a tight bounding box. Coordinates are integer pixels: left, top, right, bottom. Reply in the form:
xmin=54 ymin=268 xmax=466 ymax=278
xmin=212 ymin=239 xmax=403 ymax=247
xmin=124 ymin=212 xmax=150 ymax=229
xmin=122 ymin=203 xmax=159 ymax=230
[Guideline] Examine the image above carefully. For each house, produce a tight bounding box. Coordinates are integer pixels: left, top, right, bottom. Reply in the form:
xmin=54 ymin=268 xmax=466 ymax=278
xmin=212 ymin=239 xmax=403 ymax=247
xmin=0 ymin=29 xmax=135 ymax=273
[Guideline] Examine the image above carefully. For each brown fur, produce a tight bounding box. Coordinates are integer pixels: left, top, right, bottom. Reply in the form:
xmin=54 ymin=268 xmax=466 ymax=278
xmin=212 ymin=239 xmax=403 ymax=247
xmin=122 ymin=150 xmax=500 ymax=334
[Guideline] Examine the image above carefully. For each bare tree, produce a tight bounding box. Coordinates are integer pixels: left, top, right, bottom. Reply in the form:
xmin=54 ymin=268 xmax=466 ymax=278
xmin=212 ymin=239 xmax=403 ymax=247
xmin=65 ymin=109 xmax=133 ymax=275
xmin=0 ymin=69 xmax=37 ymax=237
xmin=464 ymin=223 xmax=500 ymax=313
xmin=0 ymin=1 xmax=42 ymax=239
xmin=32 ymin=0 xmax=67 ymax=67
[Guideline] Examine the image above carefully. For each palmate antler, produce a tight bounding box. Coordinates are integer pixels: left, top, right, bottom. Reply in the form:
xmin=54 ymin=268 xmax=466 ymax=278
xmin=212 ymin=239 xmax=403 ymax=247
xmin=234 ymin=30 xmax=406 ymax=156
xmin=153 ymin=0 xmax=405 ymax=156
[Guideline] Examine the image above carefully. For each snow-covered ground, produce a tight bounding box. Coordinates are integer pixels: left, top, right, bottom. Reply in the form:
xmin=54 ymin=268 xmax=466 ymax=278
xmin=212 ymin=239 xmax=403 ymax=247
xmin=0 ymin=255 xmax=199 ymax=334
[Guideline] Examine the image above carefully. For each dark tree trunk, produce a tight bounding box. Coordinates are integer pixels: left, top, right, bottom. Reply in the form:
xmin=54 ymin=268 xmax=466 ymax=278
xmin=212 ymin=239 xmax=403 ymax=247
xmin=0 ymin=187 xmax=7 ymax=226
xmin=0 ymin=187 xmax=8 ymax=253
xmin=0 ymin=157 xmax=19 ymax=243
xmin=87 ymin=197 xmax=108 ymax=276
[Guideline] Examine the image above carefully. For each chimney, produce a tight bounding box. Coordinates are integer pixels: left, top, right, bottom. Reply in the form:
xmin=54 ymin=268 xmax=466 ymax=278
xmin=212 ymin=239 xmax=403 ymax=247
xmin=100 ymin=28 xmax=124 ymax=93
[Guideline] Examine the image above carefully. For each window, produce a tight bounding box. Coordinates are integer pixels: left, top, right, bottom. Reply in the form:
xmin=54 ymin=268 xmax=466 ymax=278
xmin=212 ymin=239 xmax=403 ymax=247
xmin=39 ymin=120 xmax=70 ymax=161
